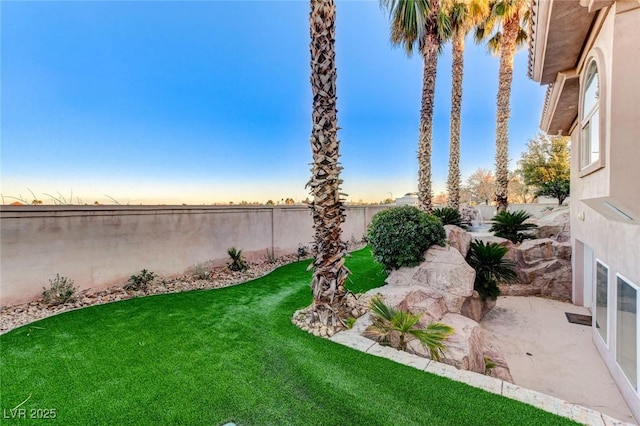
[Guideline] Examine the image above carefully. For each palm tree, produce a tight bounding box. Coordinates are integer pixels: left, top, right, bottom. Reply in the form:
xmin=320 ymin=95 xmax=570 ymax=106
xmin=475 ymin=0 xmax=530 ymax=212
xmin=443 ymin=0 xmax=489 ymax=209
xmin=306 ymin=0 xmax=350 ymax=328
xmin=381 ymin=0 xmax=451 ymax=212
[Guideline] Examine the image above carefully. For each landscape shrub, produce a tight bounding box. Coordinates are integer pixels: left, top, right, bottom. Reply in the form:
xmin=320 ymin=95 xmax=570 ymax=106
xmin=367 ymin=206 xmax=445 ymax=270
xmin=125 ymin=269 xmax=157 ymax=291
xmin=192 ymin=263 xmax=211 ymax=280
xmin=363 ymin=296 xmax=453 ymax=361
xmin=465 ymin=240 xmax=518 ymax=300
xmin=297 ymin=244 xmax=309 ymax=261
xmin=432 ymin=207 xmax=469 ymax=229
xmin=227 ymin=247 xmax=248 ymax=272
xmin=42 ymin=274 xmax=77 ymax=305
xmin=489 ymin=210 xmax=538 ymax=243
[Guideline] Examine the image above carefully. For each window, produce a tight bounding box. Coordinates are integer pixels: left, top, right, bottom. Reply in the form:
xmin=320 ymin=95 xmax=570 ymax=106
xmin=595 ymin=260 xmax=609 ymax=344
xmin=581 ymin=61 xmax=600 ymax=170
xmin=617 ymin=275 xmax=638 ymax=390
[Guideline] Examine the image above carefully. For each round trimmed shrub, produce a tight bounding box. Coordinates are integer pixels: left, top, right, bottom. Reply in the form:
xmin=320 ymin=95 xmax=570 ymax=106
xmin=367 ymin=206 xmax=446 ymax=270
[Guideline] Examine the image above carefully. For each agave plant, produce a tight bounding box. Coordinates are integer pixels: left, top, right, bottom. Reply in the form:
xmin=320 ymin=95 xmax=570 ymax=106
xmin=227 ymin=247 xmax=248 ymax=272
xmin=363 ymin=296 xmax=453 ymax=361
xmin=466 ymin=240 xmax=518 ymax=300
xmin=432 ymin=207 xmax=470 ymax=230
xmin=489 ymin=210 xmax=538 ymax=243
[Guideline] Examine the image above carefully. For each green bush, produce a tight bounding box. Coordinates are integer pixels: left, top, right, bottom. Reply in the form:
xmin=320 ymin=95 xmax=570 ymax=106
xmin=125 ymin=269 xmax=157 ymax=291
xmin=42 ymin=274 xmax=77 ymax=305
xmin=367 ymin=206 xmax=446 ymax=270
xmin=432 ymin=207 xmax=469 ymax=229
xmin=227 ymin=247 xmax=248 ymax=272
xmin=466 ymin=240 xmax=518 ymax=300
xmin=489 ymin=210 xmax=538 ymax=243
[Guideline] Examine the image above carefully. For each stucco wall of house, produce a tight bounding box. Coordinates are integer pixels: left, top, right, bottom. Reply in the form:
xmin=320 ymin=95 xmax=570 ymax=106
xmin=569 ymin=4 xmax=640 ymax=420
xmin=0 ymin=205 xmax=388 ymax=307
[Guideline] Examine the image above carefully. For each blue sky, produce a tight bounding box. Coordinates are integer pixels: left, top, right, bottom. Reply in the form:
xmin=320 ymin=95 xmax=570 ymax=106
xmin=1 ymin=1 xmax=545 ymax=205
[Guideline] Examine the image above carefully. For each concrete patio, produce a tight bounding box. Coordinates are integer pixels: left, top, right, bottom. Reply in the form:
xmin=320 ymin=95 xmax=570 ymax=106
xmin=331 ymin=295 xmax=636 ymax=425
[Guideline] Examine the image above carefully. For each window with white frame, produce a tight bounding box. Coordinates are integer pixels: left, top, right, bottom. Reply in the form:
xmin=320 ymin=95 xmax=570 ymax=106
xmin=595 ymin=260 xmax=609 ymax=344
xmin=617 ymin=274 xmax=637 ymax=390
xmin=581 ymin=61 xmax=600 ymax=169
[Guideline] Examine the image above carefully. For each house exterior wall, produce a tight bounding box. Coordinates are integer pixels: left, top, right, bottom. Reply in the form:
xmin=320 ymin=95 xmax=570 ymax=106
xmin=0 ymin=205 xmax=388 ymax=307
xmin=567 ymin=4 xmax=640 ymax=419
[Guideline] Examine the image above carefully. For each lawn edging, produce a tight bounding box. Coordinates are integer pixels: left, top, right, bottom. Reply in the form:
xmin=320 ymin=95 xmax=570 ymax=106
xmin=330 ymin=329 xmax=633 ymax=426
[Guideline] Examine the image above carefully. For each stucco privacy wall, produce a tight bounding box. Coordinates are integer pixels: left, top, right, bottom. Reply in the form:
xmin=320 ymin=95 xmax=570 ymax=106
xmin=0 ymin=205 xmax=387 ymax=306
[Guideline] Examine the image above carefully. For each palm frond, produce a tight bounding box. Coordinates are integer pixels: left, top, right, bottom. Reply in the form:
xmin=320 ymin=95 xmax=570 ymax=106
xmin=410 ymin=322 xmax=454 ymax=361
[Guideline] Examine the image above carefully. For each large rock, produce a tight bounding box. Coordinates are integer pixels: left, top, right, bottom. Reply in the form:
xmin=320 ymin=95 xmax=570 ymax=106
xmin=415 ymin=313 xmax=485 ymax=374
xmin=386 ymin=246 xmax=475 ymax=313
xmin=460 ymin=290 xmax=496 ymax=322
xmin=483 ymin=345 xmax=514 ymax=383
xmin=445 ymin=225 xmax=472 ymax=257
xmin=397 ymin=289 xmax=447 ymax=322
xmin=536 ymin=208 xmax=570 ymax=242
xmin=510 ymin=239 xmax=572 ymax=301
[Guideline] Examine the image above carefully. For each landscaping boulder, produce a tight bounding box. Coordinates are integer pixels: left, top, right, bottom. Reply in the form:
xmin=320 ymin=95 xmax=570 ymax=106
xmin=536 ymin=209 xmax=570 ymax=242
xmin=460 ymin=290 xmax=496 ymax=322
xmin=397 ymin=289 xmax=448 ymax=322
xmin=483 ymin=345 xmax=514 ymax=383
xmin=510 ymin=238 xmax=572 ymax=301
xmin=385 ymin=245 xmax=475 ymax=313
xmin=445 ymin=225 xmax=472 ymax=257
xmin=408 ymin=312 xmax=485 ymax=374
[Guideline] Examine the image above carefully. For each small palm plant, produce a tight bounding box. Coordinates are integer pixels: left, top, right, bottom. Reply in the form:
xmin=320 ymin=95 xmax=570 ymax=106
xmin=489 ymin=210 xmax=538 ymax=243
xmin=466 ymin=240 xmax=518 ymax=300
xmin=363 ymin=296 xmax=454 ymax=361
xmin=227 ymin=247 xmax=248 ymax=272
xmin=432 ymin=207 xmax=469 ymax=229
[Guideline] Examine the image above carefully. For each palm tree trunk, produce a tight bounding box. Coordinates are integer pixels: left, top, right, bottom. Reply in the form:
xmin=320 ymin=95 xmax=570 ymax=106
xmin=307 ymin=0 xmax=349 ymax=327
xmin=447 ymin=33 xmax=464 ymax=210
xmin=494 ymin=16 xmax=519 ymax=212
xmin=418 ymin=35 xmax=439 ymax=213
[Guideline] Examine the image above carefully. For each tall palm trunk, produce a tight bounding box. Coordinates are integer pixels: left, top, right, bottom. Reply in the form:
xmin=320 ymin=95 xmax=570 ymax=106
xmin=494 ymin=14 xmax=519 ymax=212
xmin=447 ymin=32 xmax=464 ymax=209
xmin=307 ymin=0 xmax=349 ymax=327
xmin=418 ymin=34 xmax=439 ymax=213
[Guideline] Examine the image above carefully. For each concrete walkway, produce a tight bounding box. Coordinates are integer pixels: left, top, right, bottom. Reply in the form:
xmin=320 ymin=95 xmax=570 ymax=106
xmin=330 ymin=295 xmax=636 ymax=425
xmin=482 ymin=296 xmax=635 ymax=424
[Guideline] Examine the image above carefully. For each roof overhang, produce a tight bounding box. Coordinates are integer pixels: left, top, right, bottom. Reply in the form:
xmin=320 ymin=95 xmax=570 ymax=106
xmin=528 ymin=0 xmax=600 ymax=85
xmin=539 ymin=70 xmax=580 ymax=135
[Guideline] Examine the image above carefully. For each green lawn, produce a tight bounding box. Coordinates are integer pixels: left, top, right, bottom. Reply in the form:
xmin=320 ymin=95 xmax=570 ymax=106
xmin=0 ymin=248 xmax=577 ymax=425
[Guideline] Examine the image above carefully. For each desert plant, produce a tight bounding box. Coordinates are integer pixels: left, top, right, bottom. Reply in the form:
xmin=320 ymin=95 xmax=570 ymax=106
xmin=363 ymin=296 xmax=453 ymax=361
xmin=42 ymin=274 xmax=77 ymax=305
xmin=265 ymin=249 xmax=277 ymax=264
xmin=367 ymin=206 xmax=446 ymax=270
xmin=489 ymin=210 xmax=538 ymax=243
xmin=192 ymin=263 xmax=211 ymax=280
xmin=432 ymin=207 xmax=469 ymax=229
xmin=297 ymin=244 xmax=308 ymax=261
xmin=125 ymin=269 xmax=157 ymax=291
xmin=466 ymin=240 xmax=518 ymax=300
xmin=227 ymin=247 xmax=248 ymax=272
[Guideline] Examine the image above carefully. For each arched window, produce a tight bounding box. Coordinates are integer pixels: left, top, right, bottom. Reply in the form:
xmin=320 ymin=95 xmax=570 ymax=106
xmin=581 ymin=61 xmax=600 ymax=169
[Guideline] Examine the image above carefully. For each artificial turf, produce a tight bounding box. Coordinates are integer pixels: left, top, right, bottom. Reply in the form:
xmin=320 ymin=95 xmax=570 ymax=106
xmin=0 ymin=248 xmax=577 ymax=425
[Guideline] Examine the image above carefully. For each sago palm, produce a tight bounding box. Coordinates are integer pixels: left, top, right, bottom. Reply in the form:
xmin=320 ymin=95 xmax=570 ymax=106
xmin=307 ymin=0 xmax=350 ymax=327
xmin=475 ymin=0 xmax=531 ymax=212
xmin=364 ymin=296 xmax=453 ymax=360
xmin=443 ymin=0 xmax=489 ymax=209
xmin=466 ymin=240 xmax=518 ymax=300
xmin=380 ymin=0 xmax=451 ymax=212
xmin=489 ymin=209 xmax=538 ymax=243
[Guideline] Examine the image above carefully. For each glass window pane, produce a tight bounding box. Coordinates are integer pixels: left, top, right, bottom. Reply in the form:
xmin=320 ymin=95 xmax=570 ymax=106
xmin=583 ymin=63 xmax=599 ymax=115
xmin=596 ymin=261 xmax=608 ymax=343
xmin=581 ymin=123 xmax=591 ymax=169
xmin=617 ymin=277 xmax=637 ymax=390
xmin=590 ymin=109 xmax=600 ymax=164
